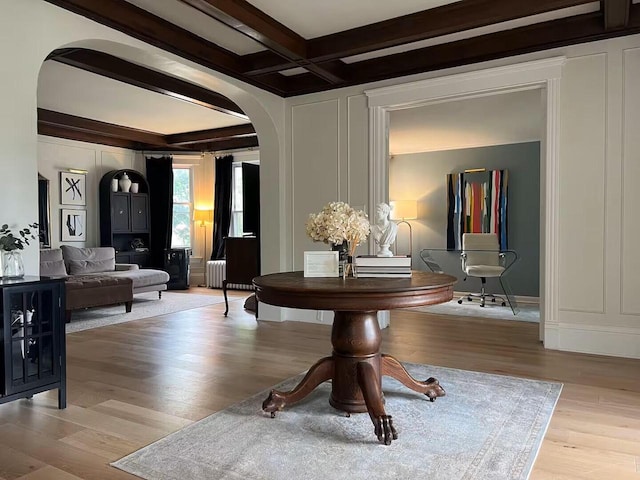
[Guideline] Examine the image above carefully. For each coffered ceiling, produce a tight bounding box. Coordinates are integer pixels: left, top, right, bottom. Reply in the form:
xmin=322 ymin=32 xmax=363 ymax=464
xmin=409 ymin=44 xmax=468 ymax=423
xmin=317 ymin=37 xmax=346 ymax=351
xmin=38 ymin=0 xmax=640 ymax=152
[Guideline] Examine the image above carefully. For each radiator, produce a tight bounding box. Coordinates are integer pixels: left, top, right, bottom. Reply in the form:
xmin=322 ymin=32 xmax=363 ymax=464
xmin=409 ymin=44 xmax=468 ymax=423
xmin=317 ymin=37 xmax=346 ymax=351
xmin=206 ymin=260 xmax=254 ymax=290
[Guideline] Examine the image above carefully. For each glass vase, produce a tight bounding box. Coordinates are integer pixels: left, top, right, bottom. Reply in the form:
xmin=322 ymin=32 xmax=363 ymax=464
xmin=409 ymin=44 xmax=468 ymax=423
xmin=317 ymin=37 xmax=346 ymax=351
xmin=2 ymin=250 xmax=25 ymax=279
xmin=331 ymin=242 xmax=355 ymax=278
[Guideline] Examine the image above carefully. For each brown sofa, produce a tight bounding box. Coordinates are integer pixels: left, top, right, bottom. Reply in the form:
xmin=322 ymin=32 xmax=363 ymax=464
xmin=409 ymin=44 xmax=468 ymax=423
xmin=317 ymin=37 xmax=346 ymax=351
xmin=40 ymin=246 xmax=170 ymax=321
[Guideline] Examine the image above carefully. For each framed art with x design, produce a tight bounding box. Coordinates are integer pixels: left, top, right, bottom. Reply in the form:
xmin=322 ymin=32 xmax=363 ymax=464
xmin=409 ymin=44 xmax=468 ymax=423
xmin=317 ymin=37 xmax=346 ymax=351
xmin=60 ymin=171 xmax=86 ymax=206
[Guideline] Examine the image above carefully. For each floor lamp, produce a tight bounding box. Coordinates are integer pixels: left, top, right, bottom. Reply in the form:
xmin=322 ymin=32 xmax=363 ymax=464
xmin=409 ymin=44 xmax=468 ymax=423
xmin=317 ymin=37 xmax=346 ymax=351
xmin=390 ymin=200 xmax=418 ymax=261
xmin=194 ymin=208 xmax=213 ymax=286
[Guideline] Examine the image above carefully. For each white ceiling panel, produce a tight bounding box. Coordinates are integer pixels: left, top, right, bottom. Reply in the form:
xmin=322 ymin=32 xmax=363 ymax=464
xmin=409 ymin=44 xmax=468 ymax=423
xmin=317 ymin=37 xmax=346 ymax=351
xmin=124 ymin=0 xmax=265 ymax=55
xmin=343 ymin=3 xmax=600 ymax=63
xmin=389 ymin=90 xmax=544 ymax=155
xmin=38 ymin=62 xmax=250 ymax=135
xmin=247 ymin=0 xmax=460 ymax=39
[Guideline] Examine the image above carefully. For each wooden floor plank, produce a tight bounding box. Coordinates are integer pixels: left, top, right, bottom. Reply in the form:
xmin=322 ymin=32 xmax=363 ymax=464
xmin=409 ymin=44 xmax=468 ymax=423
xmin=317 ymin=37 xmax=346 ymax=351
xmin=16 ymin=465 xmax=85 ymax=480
xmin=59 ymin=429 xmax=141 ymax=462
xmin=0 ymin=442 xmax=46 ymax=480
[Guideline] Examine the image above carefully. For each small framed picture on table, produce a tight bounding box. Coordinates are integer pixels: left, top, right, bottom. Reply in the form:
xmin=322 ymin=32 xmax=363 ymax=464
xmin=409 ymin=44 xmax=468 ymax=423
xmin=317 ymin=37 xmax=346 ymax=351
xmin=304 ymin=251 xmax=339 ymax=277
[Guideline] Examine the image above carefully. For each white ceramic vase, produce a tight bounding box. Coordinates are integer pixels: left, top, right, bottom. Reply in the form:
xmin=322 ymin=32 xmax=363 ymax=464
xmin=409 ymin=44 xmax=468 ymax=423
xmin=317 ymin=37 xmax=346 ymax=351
xmin=130 ymin=182 xmax=139 ymax=194
xmin=111 ymin=178 xmax=118 ymax=192
xmin=119 ymin=172 xmax=132 ymax=193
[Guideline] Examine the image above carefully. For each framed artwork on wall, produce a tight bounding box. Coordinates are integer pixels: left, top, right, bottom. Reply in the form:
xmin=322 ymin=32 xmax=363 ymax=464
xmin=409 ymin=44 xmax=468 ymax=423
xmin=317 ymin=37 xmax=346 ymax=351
xmin=61 ymin=208 xmax=86 ymax=242
xmin=60 ymin=171 xmax=86 ymax=206
xmin=446 ymin=169 xmax=509 ymax=250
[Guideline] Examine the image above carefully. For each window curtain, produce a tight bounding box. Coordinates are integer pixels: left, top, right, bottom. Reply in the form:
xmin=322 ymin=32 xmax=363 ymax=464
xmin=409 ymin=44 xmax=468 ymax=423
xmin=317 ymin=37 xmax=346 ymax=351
xmin=146 ymin=155 xmax=173 ymax=268
xmin=212 ymin=155 xmax=233 ymax=260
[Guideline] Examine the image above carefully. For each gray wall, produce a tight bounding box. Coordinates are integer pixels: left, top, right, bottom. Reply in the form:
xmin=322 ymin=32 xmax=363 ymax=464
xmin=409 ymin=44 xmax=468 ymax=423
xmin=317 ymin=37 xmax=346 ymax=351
xmin=390 ymin=141 xmax=540 ymax=297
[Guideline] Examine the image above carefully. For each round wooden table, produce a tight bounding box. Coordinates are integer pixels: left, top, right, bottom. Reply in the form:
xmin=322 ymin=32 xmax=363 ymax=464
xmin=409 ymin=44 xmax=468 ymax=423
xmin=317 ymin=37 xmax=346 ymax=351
xmin=253 ymin=270 xmax=456 ymax=445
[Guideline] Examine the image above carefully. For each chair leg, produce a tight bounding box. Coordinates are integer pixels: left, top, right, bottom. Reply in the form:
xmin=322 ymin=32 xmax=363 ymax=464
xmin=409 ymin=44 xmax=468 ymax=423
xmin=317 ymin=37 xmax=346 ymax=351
xmin=223 ymin=280 xmax=229 ymax=316
xmin=458 ymin=277 xmax=507 ymax=307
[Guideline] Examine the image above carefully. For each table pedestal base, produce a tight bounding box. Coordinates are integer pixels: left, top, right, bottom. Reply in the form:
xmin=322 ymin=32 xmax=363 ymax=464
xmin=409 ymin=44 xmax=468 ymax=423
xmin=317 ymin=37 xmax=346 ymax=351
xmin=262 ymin=311 xmax=446 ymax=444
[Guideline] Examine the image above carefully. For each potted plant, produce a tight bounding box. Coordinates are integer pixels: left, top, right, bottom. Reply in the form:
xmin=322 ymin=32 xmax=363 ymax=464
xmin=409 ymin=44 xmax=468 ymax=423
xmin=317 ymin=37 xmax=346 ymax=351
xmin=0 ymin=223 xmax=38 ymax=279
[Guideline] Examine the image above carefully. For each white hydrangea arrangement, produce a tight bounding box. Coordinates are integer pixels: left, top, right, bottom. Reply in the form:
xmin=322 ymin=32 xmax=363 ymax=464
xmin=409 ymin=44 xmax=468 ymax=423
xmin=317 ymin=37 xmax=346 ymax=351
xmin=305 ymin=202 xmax=370 ymax=258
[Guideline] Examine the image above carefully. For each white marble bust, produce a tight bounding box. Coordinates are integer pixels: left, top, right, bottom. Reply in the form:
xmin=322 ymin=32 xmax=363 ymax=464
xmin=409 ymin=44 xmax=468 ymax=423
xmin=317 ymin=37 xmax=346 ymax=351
xmin=370 ymin=202 xmax=398 ymax=257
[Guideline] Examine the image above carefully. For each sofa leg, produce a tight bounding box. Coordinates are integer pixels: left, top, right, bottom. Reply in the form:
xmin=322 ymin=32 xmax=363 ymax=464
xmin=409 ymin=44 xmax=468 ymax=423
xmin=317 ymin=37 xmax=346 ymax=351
xmin=158 ymin=291 xmax=162 ymax=299
xmin=125 ymin=301 xmax=132 ymax=313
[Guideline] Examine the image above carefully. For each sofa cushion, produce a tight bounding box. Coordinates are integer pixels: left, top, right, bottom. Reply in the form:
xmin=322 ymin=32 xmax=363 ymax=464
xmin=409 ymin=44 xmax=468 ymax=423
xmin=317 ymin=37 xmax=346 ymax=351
xmin=40 ymin=249 xmax=68 ymax=276
xmin=61 ymin=245 xmax=116 ymax=275
xmin=106 ymin=269 xmax=170 ymax=289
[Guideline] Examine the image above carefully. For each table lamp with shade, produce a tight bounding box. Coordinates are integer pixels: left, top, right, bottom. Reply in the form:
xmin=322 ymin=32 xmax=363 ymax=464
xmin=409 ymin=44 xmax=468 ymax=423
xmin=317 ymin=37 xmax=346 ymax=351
xmin=390 ymin=200 xmax=418 ymax=259
xmin=194 ymin=208 xmax=214 ymax=259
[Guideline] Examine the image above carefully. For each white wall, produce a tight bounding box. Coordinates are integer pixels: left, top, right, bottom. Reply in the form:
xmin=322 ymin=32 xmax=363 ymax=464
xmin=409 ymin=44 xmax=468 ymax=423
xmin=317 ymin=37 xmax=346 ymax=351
xmin=37 ymin=136 xmax=141 ymax=249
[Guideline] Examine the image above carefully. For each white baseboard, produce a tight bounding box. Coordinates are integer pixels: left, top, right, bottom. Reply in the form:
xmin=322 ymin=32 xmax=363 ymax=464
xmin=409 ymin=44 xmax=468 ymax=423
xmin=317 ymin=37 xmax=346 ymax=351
xmin=544 ymin=323 xmax=640 ymax=359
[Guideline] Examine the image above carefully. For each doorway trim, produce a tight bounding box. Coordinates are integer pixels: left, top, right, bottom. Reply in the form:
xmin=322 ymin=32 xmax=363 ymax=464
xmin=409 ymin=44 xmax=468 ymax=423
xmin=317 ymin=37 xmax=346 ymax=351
xmin=365 ymin=57 xmax=565 ymax=344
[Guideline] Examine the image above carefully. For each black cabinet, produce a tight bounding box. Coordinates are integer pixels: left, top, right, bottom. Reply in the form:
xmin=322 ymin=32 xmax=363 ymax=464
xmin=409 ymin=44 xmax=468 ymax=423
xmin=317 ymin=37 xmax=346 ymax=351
xmin=164 ymin=248 xmax=191 ymax=290
xmin=100 ymin=170 xmax=151 ymax=268
xmin=0 ymin=276 xmax=66 ymax=409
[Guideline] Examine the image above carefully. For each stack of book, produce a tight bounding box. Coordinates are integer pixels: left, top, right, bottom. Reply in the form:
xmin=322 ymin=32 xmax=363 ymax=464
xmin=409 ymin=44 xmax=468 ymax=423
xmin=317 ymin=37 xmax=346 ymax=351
xmin=354 ymin=255 xmax=412 ymax=278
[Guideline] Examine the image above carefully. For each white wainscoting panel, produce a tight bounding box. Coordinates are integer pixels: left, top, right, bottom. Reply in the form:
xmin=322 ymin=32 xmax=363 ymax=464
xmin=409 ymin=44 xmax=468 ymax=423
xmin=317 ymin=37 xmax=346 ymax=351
xmin=557 ymin=54 xmax=607 ymax=313
xmin=621 ymin=48 xmax=640 ymax=315
xmin=291 ymin=100 xmax=340 ymax=270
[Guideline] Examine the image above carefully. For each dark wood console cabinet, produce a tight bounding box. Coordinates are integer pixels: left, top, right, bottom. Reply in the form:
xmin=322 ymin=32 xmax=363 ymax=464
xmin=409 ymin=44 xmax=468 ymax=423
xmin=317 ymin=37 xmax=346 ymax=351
xmin=0 ymin=276 xmax=66 ymax=409
xmin=100 ymin=170 xmax=151 ymax=267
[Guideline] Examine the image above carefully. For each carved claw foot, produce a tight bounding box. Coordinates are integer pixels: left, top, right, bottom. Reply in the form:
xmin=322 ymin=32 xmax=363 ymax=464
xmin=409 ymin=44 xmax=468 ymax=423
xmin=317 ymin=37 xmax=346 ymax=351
xmin=424 ymin=377 xmax=446 ymax=402
xmin=373 ymin=415 xmax=398 ymax=445
xmin=262 ymin=390 xmax=287 ymax=417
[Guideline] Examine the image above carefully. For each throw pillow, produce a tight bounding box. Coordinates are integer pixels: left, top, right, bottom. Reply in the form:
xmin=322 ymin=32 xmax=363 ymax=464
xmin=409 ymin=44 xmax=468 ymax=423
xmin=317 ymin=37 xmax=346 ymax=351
xmin=40 ymin=259 xmax=68 ymax=277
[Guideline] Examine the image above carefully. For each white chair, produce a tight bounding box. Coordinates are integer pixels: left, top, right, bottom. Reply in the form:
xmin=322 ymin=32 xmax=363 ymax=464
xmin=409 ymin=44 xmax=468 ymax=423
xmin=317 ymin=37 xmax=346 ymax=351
xmin=459 ymin=233 xmax=508 ymax=307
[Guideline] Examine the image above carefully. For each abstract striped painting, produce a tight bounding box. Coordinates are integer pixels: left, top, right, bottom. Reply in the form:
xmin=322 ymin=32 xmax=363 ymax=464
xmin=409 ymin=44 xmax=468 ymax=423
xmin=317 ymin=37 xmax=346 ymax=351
xmin=446 ymin=170 xmax=509 ymax=250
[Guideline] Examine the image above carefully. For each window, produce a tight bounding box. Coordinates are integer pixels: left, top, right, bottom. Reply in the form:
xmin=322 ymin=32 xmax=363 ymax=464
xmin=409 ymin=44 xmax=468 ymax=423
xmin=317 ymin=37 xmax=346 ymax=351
xmin=172 ymin=167 xmax=192 ymax=247
xmin=230 ymin=163 xmax=243 ymax=237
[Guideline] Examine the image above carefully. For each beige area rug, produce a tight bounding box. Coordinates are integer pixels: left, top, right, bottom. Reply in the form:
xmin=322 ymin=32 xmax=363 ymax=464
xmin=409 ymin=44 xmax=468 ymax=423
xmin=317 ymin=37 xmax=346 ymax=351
xmin=66 ymin=291 xmax=227 ymax=333
xmin=113 ymin=363 xmax=562 ymax=480
xmin=408 ymin=299 xmax=540 ymax=322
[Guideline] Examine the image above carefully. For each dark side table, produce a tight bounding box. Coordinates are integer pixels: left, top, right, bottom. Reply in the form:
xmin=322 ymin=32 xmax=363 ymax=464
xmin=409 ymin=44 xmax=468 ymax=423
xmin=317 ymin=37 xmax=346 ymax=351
xmin=253 ymin=270 xmax=456 ymax=445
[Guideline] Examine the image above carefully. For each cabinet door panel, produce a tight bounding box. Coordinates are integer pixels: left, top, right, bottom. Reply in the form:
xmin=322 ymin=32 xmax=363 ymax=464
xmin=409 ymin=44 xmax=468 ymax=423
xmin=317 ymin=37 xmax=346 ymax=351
xmin=131 ymin=194 xmax=148 ymax=232
xmin=115 ymin=252 xmax=131 ymax=264
xmin=112 ymin=194 xmax=130 ymax=232
xmin=3 ymin=284 xmax=60 ymax=395
xmin=132 ymin=252 xmax=150 ymax=268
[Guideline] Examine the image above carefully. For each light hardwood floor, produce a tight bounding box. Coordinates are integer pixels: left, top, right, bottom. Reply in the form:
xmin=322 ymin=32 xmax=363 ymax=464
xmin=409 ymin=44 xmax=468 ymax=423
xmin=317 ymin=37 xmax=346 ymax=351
xmin=0 ymin=288 xmax=638 ymax=479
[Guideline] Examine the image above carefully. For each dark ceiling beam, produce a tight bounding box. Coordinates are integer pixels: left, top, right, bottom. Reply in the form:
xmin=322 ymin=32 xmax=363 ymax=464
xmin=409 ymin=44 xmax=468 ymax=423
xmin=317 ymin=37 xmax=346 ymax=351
xmin=38 ymin=123 xmax=142 ymax=150
xmin=181 ymin=135 xmax=259 ymax=152
xmin=166 ymin=124 xmax=256 ymax=145
xmin=180 ymin=0 xmax=306 ymax=57
xmin=285 ymin=5 xmax=640 ymax=96
xmin=602 ymin=0 xmax=631 ymax=29
xmin=42 ymin=0 xmax=286 ymax=95
xmin=49 ymin=48 xmax=248 ymax=119
xmin=37 ymin=108 xmax=257 ymax=152
xmin=178 ymin=0 xmax=344 ymax=83
xmin=244 ymin=0 xmax=598 ymax=75
xmin=38 ymin=109 xmax=169 ymax=146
